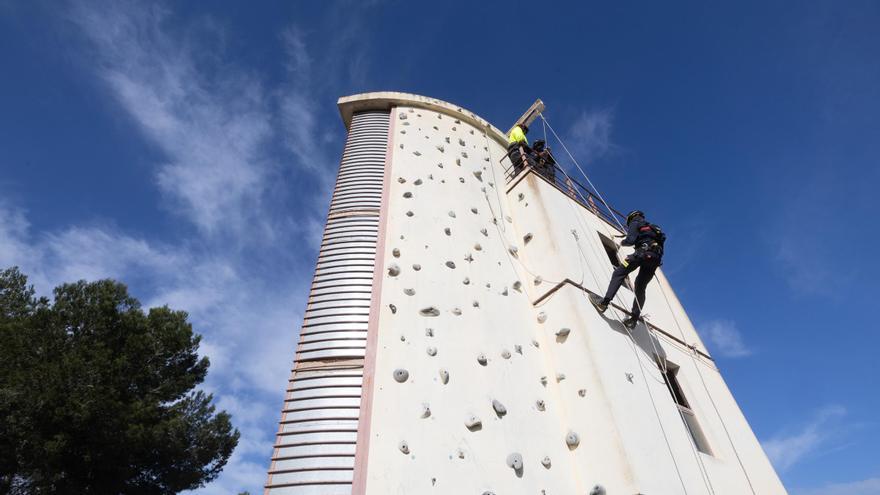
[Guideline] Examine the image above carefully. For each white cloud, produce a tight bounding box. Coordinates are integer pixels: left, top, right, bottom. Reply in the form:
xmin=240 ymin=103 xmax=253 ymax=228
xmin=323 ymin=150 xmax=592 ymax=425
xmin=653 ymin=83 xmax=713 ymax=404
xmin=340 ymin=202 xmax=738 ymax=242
xmin=796 ymin=477 xmax=880 ymax=495
xmin=699 ymin=319 xmax=752 ymax=358
xmin=566 ymin=108 xmax=615 ymax=165
xmin=762 ymin=405 xmax=847 ymax=471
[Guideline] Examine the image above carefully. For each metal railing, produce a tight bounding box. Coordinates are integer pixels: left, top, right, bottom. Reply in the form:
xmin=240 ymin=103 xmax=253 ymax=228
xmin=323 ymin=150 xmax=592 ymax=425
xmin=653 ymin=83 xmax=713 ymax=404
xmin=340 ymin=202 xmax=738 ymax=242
xmin=501 ymin=146 xmax=627 ymax=232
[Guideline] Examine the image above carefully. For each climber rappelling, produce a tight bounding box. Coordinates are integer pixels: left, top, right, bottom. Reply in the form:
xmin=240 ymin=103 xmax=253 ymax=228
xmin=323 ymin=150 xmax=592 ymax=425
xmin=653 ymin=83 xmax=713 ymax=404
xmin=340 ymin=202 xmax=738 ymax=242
xmin=589 ymin=210 xmax=666 ymax=329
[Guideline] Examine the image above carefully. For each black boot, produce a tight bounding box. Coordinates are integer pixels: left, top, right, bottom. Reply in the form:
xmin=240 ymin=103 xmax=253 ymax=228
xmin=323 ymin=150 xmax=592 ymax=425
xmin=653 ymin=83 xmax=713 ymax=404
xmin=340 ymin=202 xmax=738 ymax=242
xmin=623 ymin=316 xmax=638 ymax=329
xmin=589 ymin=294 xmax=608 ymax=314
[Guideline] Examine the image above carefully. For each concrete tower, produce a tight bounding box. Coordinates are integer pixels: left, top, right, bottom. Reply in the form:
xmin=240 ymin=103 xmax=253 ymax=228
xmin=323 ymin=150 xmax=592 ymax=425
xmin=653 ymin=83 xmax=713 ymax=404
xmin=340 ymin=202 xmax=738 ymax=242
xmin=264 ymin=92 xmax=786 ymax=495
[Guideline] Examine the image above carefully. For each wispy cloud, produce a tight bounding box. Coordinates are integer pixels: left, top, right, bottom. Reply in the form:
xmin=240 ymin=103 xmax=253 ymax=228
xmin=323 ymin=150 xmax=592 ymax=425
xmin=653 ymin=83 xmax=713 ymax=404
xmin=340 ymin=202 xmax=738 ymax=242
xmin=796 ymin=477 xmax=880 ymax=495
xmin=566 ymin=108 xmax=616 ymax=165
xmin=762 ymin=405 xmax=848 ymax=471
xmin=699 ymin=319 xmax=752 ymax=358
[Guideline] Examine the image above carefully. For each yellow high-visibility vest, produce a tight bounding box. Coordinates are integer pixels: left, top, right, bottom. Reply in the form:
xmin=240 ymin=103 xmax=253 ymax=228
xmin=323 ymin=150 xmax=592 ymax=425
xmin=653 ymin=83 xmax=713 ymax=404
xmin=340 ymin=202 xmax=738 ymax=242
xmin=508 ymin=125 xmax=528 ymax=145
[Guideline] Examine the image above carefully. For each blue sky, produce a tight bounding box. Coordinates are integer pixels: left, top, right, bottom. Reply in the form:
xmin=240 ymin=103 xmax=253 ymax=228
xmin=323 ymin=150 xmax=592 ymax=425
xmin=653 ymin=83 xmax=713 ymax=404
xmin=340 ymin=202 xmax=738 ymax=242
xmin=1 ymin=1 xmax=878 ymax=493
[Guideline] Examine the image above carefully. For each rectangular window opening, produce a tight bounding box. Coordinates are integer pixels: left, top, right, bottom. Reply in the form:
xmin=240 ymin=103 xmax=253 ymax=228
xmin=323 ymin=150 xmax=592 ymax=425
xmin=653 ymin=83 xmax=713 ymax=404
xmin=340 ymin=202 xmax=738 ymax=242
xmin=597 ymin=233 xmax=633 ymax=291
xmin=660 ymin=362 xmax=713 ymax=456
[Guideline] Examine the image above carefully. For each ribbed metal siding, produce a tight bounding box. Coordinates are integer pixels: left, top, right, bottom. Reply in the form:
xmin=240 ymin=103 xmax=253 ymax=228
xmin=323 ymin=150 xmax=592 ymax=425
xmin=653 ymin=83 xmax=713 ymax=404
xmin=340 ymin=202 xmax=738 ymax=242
xmin=267 ymin=110 xmax=389 ymax=494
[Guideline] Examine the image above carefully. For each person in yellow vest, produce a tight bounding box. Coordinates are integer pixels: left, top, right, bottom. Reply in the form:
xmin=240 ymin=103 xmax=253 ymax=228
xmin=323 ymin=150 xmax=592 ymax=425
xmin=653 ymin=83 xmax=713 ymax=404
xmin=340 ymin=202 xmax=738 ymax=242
xmin=507 ymin=123 xmax=533 ymax=177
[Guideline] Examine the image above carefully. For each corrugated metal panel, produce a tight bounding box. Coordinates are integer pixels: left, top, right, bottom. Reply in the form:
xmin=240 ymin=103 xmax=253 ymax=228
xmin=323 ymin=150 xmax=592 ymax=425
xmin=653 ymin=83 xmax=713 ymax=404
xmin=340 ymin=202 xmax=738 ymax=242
xmin=267 ymin=110 xmax=389 ymax=494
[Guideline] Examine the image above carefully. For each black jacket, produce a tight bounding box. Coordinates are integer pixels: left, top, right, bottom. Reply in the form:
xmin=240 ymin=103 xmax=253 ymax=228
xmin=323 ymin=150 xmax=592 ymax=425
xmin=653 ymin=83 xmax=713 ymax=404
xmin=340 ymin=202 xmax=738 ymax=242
xmin=621 ymin=216 xmax=664 ymax=256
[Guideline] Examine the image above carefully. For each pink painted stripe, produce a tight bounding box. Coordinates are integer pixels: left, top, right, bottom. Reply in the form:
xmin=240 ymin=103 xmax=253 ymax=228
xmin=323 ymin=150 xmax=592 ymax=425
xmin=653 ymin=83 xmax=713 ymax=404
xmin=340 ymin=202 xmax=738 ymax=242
xmin=350 ymin=109 xmax=395 ymax=495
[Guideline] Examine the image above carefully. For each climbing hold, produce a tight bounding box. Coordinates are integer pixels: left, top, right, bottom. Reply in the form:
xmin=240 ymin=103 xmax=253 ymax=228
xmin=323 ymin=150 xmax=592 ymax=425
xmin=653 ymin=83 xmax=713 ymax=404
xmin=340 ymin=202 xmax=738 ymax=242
xmin=477 ymin=353 xmax=488 ymax=365
xmin=406 ymin=211 xmax=414 ymax=217
xmin=428 ymin=174 xmax=434 ymax=180
xmin=446 ymin=261 xmax=456 ymax=269
xmin=462 ymin=151 xmax=469 ymax=158
xmin=413 ymin=151 xmax=421 ymax=156
xmin=420 ymin=306 xmax=440 ymax=317
xmin=436 ymin=145 xmax=445 ymax=153
xmin=523 ymin=233 xmax=533 ymax=244
xmin=532 ymin=339 xmax=540 ymax=348
xmin=464 ymin=253 xmax=473 ymax=262
xmin=421 ymin=405 xmax=431 ymax=418
xmin=626 ymin=372 xmax=634 ymax=383
xmin=472 ymin=300 xmax=479 ymax=308
xmin=454 ymin=119 xmax=461 ymax=124
xmin=471 ymin=207 xmax=479 ymax=214
xmin=458 ymin=138 xmax=466 ymax=146
xmin=448 ymin=210 xmax=456 ymax=218
xmin=556 ymin=373 xmax=566 ymax=382
xmin=556 ymin=328 xmax=571 ymax=338
xmin=506 ymin=453 xmax=523 ymax=471
xmin=400 ymin=129 xmax=406 ymax=134
xmin=492 ymin=399 xmax=507 ymax=416
xmin=534 ymin=276 xmax=543 ymax=286
xmin=514 ymin=344 xmax=523 ymax=354
xmin=565 ymin=431 xmax=580 ymax=449
xmin=484 ymin=156 xmax=490 ymax=162
xmin=388 ymin=264 xmax=401 ymax=277
xmin=513 ymin=281 xmax=522 ymax=292
xmin=456 ymin=158 xmax=462 ymax=166
xmin=404 ymin=288 xmax=415 ymax=296
xmin=465 ymin=415 xmax=482 ymax=430
xmin=437 ymin=163 xmax=444 ymax=169
xmin=501 ymin=287 xmax=509 ymax=296
xmin=399 ymin=441 xmax=410 ymax=454
xmin=457 ymin=449 xmax=465 ymax=459
xmin=518 ymin=192 xmax=524 ymax=201
xmin=589 ymin=486 xmax=606 ymax=495
xmin=393 ymin=369 xmax=409 ymax=383
xmin=473 ymin=170 xmax=482 ymax=181
xmin=397 ymin=177 xmax=406 ymax=183
xmin=508 ymin=245 xmax=519 ymax=257
xmin=400 ymin=335 xmax=406 ymax=342
xmin=459 ymin=177 xmax=465 ymax=183
xmin=505 ymin=215 xmax=512 ymax=223
xmin=403 ymin=191 xmax=413 ymax=198
xmin=452 ymin=307 xmax=462 ymax=316
xmin=412 ymin=263 xmax=421 ymax=271
xmin=439 ymin=368 xmax=449 ymax=384
xmin=536 ymin=399 xmax=546 ymax=411
xmin=414 ymin=178 xmax=423 ymax=186
xmin=541 ymin=456 xmax=552 ymax=468
xmin=474 ymin=243 xmax=482 ymax=251
xmin=425 ymin=328 xmax=434 ymax=337
xmin=444 ymin=227 xmax=451 ymax=236
xmin=578 ymin=389 xmax=587 ymax=397
xmin=389 ymin=304 xmax=397 ymax=314
xmin=501 ymin=349 xmax=511 ymax=359
xmin=427 ymin=346 xmax=437 ymax=356
xmin=540 ymin=376 xmax=548 ymax=386
xmin=445 ymin=136 xmax=450 ymax=143
xmin=485 ymin=282 xmax=491 ymax=288
xmin=537 ymin=312 xmax=547 ymax=323
xmin=393 ymin=248 xmax=400 ymax=257
xmin=463 ymin=277 xmax=470 ymax=285
xmin=480 ymin=228 xmax=488 ymax=237
xmin=398 ymin=112 xmax=407 ymax=120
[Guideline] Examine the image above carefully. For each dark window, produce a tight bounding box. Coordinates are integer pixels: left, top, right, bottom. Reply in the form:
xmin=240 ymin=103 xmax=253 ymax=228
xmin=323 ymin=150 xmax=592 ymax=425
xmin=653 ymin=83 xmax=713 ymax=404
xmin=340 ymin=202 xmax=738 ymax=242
xmin=597 ymin=233 xmax=633 ymax=290
xmin=661 ymin=362 xmax=712 ymax=455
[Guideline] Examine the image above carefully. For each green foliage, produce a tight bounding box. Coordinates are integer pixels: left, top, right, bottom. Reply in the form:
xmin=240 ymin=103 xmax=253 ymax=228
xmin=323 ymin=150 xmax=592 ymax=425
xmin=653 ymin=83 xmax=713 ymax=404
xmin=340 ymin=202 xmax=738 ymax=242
xmin=0 ymin=267 xmax=239 ymax=494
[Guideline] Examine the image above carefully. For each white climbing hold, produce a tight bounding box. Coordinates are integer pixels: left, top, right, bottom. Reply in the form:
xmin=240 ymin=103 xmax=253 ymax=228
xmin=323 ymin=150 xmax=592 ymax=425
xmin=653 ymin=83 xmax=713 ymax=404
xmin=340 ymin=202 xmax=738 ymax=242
xmin=412 ymin=263 xmax=421 ymax=271
xmin=556 ymin=373 xmax=566 ymax=382
xmin=506 ymin=453 xmax=523 ymax=471
xmin=492 ymin=399 xmax=507 ymax=416
xmin=501 ymin=349 xmax=511 ymax=359
xmin=399 ymin=441 xmax=410 ymax=454
xmin=446 ymin=261 xmax=456 ymax=269
xmin=392 ymin=248 xmax=400 ymax=257
xmin=452 ymin=307 xmax=462 ymax=316
xmin=477 ymin=353 xmax=488 ymax=365
xmin=439 ymin=368 xmax=449 ymax=384
xmin=523 ymin=233 xmax=533 ymax=244
xmin=556 ymin=328 xmax=571 ymax=338
xmin=465 ymin=415 xmax=482 ymax=430
xmin=425 ymin=328 xmax=434 ymax=337
xmin=388 ymin=264 xmax=401 ymax=277
xmin=427 ymin=346 xmax=437 ymax=356
xmin=421 ymin=403 xmax=431 ymax=418
xmin=404 ymin=288 xmax=415 ymax=296
xmin=541 ymin=456 xmax=552 ymax=468
xmin=566 ymin=431 xmax=580 ymax=449
xmin=420 ymin=307 xmax=440 ymax=317
xmin=398 ymin=112 xmax=407 ymax=120
xmin=532 ymin=339 xmax=540 ymax=348
xmin=537 ymin=311 xmax=547 ymax=323
xmin=393 ymin=369 xmax=409 ymax=383
xmin=536 ymin=399 xmax=546 ymax=411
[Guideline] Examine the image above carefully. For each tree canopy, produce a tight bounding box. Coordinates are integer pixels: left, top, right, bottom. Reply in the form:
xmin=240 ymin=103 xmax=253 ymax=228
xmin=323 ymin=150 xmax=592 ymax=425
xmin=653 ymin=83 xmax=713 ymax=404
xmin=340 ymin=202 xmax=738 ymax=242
xmin=0 ymin=267 xmax=239 ymax=494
